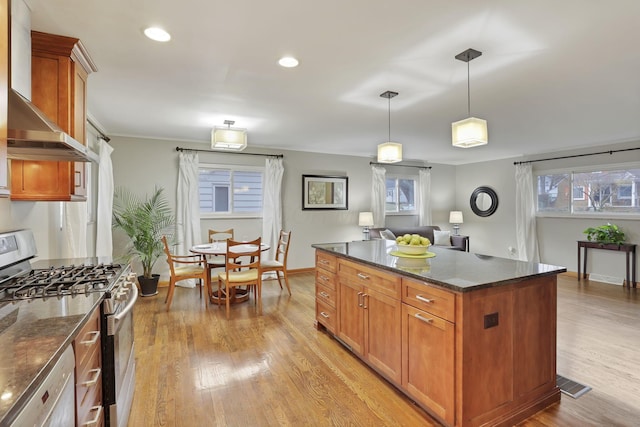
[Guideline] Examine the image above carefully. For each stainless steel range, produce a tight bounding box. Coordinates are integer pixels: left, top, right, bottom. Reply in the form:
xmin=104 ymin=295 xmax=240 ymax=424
xmin=0 ymin=229 xmax=137 ymax=427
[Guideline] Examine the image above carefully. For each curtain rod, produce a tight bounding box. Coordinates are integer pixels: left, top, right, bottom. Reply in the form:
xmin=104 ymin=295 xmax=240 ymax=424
xmin=513 ymin=147 xmax=640 ymax=165
xmin=87 ymin=118 xmax=110 ymax=142
xmin=176 ymin=147 xmax=283 ymax=158
xmin=369 ymin=161 xmax=431 ymax=169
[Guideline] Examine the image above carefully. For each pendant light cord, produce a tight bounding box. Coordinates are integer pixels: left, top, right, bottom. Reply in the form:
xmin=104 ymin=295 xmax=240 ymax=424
xmin=388 ymin=96 xmax=391 ymax=141
xmin=467 ymin=61 xmax=471 ymax=117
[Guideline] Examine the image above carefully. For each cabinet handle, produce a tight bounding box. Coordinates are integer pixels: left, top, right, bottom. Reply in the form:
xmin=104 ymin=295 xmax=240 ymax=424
xmin=80 ymin=330 xmax=100 ymax=346
xmin=416 ymin=295 xmax=434 ymax=304
xmin=357 ymin=291 xmax=364 ymax=307
xmin=82 ymin=368 xmax=101 ymax=387
xmin=320 ymin=275 xmax=329 ymax=282
xmin=82 ymin=405 xmax=104 ymax=427
xmin=320 ymin=312 xmax=330 ymax=318
xmin=319 ymin=291 xmax=330 ymax=299
xmin=357 ymin=273 xmax=370 ymax=280
xmin=319 ymin=259 xmax=329 ymax=265
xmin=362 ymin=294 xmax=369 ymax=309
xmin=415 ymin=313 xmax=434 ymax=324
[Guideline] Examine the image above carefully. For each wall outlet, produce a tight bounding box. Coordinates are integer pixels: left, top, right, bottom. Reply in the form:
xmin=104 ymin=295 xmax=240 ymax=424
xmin=484 ymin=312 xmax=499 ymax=329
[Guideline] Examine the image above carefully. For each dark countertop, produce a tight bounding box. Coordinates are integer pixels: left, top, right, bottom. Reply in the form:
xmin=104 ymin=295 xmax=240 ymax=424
xmin=0 ymin=257 xmax=111 ymax=425
xmin=312 ymin=240 xmax=567 ymax=292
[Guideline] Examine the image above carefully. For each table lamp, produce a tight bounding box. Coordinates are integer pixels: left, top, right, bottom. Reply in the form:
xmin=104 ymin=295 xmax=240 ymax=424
xmin=358 ymin=212 xmax=374 ymax=240
xmin=449 ymin=211 xmax=463 ymax=235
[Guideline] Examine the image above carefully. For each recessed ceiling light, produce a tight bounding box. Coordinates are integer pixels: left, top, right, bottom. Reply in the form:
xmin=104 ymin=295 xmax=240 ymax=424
xmin=278 ymin=56 xmax=299 ymax=68
xmin=144 ymin=27 xmax=171 ymax=42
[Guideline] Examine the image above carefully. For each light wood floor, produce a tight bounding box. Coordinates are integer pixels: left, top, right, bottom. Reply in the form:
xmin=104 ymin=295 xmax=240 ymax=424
xmin=128 ymin=274 xmax=640 ymax=426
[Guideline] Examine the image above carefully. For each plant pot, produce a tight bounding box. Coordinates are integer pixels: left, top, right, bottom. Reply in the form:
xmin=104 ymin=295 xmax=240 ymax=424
xmin=138 ymin=274 xmax=160 ymax=297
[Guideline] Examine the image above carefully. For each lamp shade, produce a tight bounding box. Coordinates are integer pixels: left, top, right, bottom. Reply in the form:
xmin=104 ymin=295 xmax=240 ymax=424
xmin=211 ymin=127 xmax=247 ymax=151
xmin=377 ymin=142 xmax=402 ymax=163
xmin=449 ymin=211 xmax=464 ymax=224
xmin=451 ymin=117 xmax=488 ymax=148
xmin=358 ymin=211 xmax=374 ymax=227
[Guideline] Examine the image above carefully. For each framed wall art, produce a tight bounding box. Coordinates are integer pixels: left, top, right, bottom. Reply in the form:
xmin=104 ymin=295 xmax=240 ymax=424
xmin=302 ymin=175 xmax=348 ymax=210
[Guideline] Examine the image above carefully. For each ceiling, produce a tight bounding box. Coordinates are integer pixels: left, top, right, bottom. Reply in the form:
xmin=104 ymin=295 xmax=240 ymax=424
xmin=26 ymin=0 xmax=640 ymax=165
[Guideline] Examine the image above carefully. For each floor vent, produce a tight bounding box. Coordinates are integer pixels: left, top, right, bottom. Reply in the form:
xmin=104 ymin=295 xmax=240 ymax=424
xmin=557 ymin=374 xmax=592 ymax=399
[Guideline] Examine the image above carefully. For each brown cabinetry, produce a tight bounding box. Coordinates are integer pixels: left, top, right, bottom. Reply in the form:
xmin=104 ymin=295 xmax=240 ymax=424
xmin=0 ymin=0 xmax=9 ymax=197
xmin=336 ymin=258 xmax=402 ymax=383
xmin=73 ymin=306 xmax=104 ymax=427
xmin=10 ymin=30 xmax=96 ymax=201
xmin=402 ymin=278 xmax=455 ymax=425
xmin=314 ymin=247 xmax=560 ymax=427
xmin=315 ymin=251 xmax=337 ymax=333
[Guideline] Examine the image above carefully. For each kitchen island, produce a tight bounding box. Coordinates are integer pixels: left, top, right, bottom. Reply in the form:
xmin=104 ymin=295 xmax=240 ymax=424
xmin=313 ymin=239 xmax=566 ymax=427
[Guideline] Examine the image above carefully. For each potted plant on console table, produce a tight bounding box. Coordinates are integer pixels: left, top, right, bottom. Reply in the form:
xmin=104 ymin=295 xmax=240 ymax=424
xmin=583 ymin=222 xmax=626 ymax=247
xmin=112 ymin=186 xmax=175 ymax=296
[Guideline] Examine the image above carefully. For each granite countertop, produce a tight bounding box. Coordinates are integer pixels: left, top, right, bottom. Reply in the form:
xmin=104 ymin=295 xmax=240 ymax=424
xmin=312 ymin=239 xmax=567 ymax=292
xmin=0 ymin=257 xmax=111 ymax=425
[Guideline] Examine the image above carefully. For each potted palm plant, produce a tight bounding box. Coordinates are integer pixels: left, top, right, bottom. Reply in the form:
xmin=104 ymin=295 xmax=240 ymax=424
xmin=112 ymin=186 xmax=175 ymax=296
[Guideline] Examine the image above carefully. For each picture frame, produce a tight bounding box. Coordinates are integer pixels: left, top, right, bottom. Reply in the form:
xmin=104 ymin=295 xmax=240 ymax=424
xmin=302 ymin=175 xmax=348 ymax=210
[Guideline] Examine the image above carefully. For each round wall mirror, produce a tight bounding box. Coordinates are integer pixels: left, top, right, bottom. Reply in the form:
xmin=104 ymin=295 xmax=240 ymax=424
xmin=470 ymin=186 xmax=498 ymax=217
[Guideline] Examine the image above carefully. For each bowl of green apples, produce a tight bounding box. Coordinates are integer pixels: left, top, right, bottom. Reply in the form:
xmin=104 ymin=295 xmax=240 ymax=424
xmin=395 ymin=234 xmax=431 ymax=255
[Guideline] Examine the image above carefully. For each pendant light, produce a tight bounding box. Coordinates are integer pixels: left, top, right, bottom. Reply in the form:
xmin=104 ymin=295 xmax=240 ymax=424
xmin=452 ymin=48 xmax=488 ymax=148
xmin=211 ymin=120 xmax=247 ymax=151
xmin=377 ymin=90 xmax=402 ymax=163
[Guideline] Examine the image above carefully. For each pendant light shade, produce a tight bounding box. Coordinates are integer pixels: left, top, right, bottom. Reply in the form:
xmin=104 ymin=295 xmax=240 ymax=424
xmin=377 ymin=90 xmax=402 ymax=163
xmin=452 ymin=117 xmax=488 ymax=148
xmin=377 ymin=142 xmax=402 ymax=163
xmin=452 ymin=48 xmax=487 ymax=148
xmin=212 ymin=120 xmax=247 ymax=151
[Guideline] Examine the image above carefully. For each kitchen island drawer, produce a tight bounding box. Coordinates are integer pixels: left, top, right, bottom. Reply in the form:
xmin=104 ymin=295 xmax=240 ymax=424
xmin=316 ymin=282 xmax=336 ymax=308
xmin=402 ymin=278 xmax=455 ymax=323
xmin=316 ymin=267 xmax=336 ymax=291
xmin=316 ymin=299 xmax=337 ymax=333
xmin=338 ymin=259 xmax=400 ymax=299
xmin=316 ymin=251 xmax=337 ymax=273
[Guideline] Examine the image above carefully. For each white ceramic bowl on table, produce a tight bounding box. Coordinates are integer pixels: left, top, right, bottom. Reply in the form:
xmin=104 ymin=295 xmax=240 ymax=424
xmin=396 ymin=244 xmax=430 ymax=255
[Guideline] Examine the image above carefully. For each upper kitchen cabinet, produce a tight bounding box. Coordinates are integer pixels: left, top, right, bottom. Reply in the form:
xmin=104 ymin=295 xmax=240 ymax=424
xmin=0 ymin=0 xmax=9 ymax=198
xmin=10 ymin=30 xmax=97 ymax=201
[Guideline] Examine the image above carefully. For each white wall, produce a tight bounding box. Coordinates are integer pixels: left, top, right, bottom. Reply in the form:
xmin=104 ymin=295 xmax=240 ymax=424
xmin=455 ymin=140 xmax=640 ymax=284
xmin=108 ymin=136 xmax=456 ymax=278
xmin=3 ymin=133 xmax=637 ymax=285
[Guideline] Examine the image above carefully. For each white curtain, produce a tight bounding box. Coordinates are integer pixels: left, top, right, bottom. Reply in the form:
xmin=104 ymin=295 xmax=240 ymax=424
xmin=95 ymin=138 xmax=114 ymax=258
xmin=515 ymin=163 xmax=540 ymax=262
xmin=418 ymin=168 xmax=432 ymax=226
xmin=176 ymin=151 xmax=201 ymax=287
xmin=64 ymin=201 xmax=87 ymax=258
xmin=371 ymin=165 xmax=386 ymax=227
xmin=262 ymin=157 xmax=284 ymax=259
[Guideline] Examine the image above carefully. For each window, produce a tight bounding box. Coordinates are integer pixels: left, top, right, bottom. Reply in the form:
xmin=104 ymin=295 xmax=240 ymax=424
xmin=199 ymin=165 xmax=263 ymax=216
xmin=536 ymin=165 xmax=640 ymax=215
xmin=385 ymin=176 xmax=417 ymax=214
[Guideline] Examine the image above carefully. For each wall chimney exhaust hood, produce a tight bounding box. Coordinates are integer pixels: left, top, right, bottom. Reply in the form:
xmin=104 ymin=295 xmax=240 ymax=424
xmin=6 ymin=89 xmax=98 ymax=163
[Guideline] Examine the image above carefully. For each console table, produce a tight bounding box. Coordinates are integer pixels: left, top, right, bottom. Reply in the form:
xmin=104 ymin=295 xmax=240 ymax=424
xmin=577 ymin=240 xmax=636 ymax=288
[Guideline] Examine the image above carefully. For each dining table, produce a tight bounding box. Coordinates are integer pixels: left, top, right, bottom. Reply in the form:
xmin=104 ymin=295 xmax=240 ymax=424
xmin=190 ymin=241 xmax=270 ymax=304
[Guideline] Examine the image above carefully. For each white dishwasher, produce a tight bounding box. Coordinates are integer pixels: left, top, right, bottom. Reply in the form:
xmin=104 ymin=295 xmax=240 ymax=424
xmin=10 ymin=345 xmax=75 ymax=427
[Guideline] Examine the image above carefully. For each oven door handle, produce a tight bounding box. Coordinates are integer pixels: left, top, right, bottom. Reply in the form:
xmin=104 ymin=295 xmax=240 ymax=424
xmin=113 ymin=282 xmax=138 ymax=322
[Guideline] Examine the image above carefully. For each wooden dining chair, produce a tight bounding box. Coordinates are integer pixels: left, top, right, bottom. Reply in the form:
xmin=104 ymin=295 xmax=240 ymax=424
xmin=260 ymin=230 xmax=292 ymax=295
xmin=208 ymin=228 xmax=235 ymax=269
xmin=162 ymin=236 xmax=209 ymax=311
xmin=217 ymin=237 xmax=262 ymax=319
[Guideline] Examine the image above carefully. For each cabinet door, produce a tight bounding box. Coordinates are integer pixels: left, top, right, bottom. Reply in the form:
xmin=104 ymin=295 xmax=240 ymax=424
xmin=402 ymin=303 xmax=454 ymax=425
xmin=337 ymin=278 xmax=364 ymax=354
xmin=364 ymin=287 xmax=402 ymax=383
